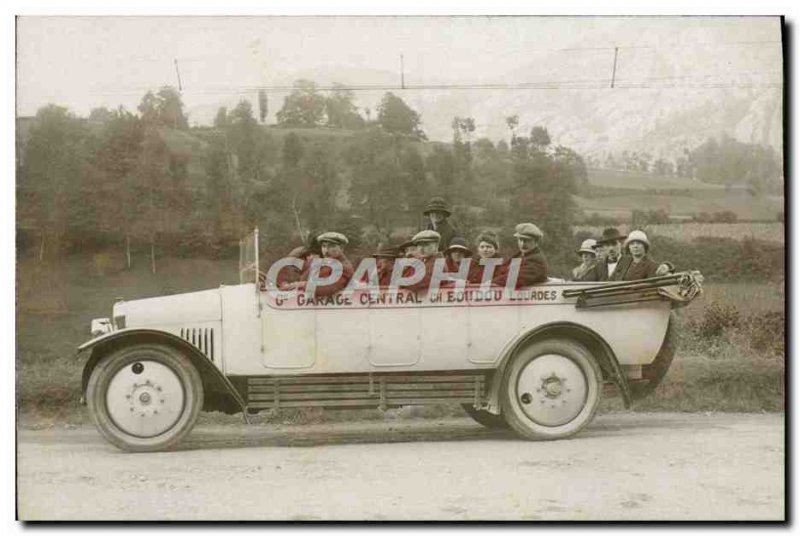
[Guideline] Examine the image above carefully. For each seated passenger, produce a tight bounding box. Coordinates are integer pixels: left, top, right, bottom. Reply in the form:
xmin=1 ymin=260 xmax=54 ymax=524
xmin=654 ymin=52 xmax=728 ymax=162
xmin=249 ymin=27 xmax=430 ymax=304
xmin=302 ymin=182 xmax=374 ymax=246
xmin=287 ymin=231 xmax=354 ymax=296
xmin=276 ymin=244 xmax=320 ymax=290
xmin=610 ymin=230 xmax=674 ymax=281
xmin=493 ymin=223 xmax=548 ymax=288
xmin=444 ymin=237 xmax=472 ymax=278
xmin=468 ymin=231 xmax=506 ymax=286
xmin=372 ymin=245 xmax=402 ymax=288
xmin=571 ymin=239 xmax=597 ymax=281
xmin=578 ymin=227 xmax=625 ymax=282
xmin=401 ymin=230 xmax=443 ymax=293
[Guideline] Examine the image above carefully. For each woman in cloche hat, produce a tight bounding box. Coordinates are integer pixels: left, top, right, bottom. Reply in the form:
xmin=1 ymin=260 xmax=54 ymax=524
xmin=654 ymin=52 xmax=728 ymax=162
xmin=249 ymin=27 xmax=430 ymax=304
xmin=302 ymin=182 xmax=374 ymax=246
xmin=571 ymin=238 xmax=598 ymax=281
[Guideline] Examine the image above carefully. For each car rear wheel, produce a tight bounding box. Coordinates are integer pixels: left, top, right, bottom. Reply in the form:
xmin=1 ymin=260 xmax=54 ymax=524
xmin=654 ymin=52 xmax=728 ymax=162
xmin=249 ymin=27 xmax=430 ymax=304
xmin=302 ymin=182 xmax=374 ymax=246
xmin=461 ymin=404 xmax=508 ymax=429
xmin=501 ymin=339 xmax=601 ymax=440
xmin=87 ymin=343 xmax=203 ymax=452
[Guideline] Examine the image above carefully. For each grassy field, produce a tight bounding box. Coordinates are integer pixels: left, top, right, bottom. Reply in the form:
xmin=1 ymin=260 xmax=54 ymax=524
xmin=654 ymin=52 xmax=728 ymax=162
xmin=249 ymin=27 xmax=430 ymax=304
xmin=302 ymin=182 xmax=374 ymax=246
xmin=574 ymin=222 xmax=784 ymax=244
xmin=587 ymin=167 xmax=725 ymax=191
xmin=575 ymin=191 xmax=784 ymax=221
xmin=16 ymin=254 xmax=785 ymax=423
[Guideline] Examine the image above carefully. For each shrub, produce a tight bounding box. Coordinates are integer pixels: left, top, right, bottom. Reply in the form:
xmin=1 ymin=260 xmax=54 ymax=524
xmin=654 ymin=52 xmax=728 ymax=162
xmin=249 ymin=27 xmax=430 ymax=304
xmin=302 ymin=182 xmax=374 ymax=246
xmin=743 ymin=311 xmax=785 ymax=358
xmin=692 ymin=302 xmax=741 ymax=338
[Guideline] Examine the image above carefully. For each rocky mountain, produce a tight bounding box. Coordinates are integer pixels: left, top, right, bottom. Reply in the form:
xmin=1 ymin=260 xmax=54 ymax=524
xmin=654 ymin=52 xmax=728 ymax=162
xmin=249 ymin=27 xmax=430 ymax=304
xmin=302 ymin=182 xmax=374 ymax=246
xmin=186 ymin=36 xmax=782 ymax=162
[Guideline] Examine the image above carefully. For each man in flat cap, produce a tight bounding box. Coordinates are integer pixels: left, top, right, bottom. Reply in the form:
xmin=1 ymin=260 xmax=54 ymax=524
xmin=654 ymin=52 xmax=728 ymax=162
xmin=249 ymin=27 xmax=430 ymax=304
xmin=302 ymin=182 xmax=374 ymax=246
xmin=494 ymin=223 xmax=548 ymax=288
xmin=290 ymin=231 xmax=354 ymax=296
xmin=423 ymin=197 xmax=459 ymax=253
xmin=400 ymin=229 xmax=444 ymax=292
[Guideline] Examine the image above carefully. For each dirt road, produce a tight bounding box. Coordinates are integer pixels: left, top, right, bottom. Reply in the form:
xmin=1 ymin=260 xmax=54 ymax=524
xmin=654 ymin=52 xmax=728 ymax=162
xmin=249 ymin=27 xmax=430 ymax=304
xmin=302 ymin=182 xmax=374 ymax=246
xmin=17 ymin=412 xmax=784 ymax=521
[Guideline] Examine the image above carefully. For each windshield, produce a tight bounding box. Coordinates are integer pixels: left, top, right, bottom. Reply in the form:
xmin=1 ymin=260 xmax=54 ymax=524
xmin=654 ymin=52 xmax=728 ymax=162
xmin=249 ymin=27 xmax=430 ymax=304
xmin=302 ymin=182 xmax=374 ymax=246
xmin=239 ymin=228 xmax=259 ymax=285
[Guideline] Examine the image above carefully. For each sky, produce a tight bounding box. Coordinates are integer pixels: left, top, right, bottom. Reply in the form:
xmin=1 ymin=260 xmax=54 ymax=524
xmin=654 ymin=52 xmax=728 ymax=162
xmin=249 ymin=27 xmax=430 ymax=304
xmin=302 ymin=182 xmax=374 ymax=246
xmin=16 ymin=16 xmax=782 ymax=128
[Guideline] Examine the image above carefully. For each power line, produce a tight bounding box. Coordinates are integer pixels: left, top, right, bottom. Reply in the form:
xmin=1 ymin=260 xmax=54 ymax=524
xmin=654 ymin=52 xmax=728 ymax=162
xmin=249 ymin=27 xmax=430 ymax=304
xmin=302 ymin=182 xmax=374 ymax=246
xmin=87 ymin=76 xmax=782 ymax=97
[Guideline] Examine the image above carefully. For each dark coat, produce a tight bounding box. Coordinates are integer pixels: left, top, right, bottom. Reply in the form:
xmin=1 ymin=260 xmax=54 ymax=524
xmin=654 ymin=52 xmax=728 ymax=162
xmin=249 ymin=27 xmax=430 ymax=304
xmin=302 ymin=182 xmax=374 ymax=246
xmin=468 ymin=256 xmax=506 ymax=286
xmin=298 ymin=255 xmax=355 ymax=296
xmin=493 ymin=248 xmax=548 ymax=288
xmin=402 ymin=252 xmax=445 ymax=293
xmin=578 ymin=255 xmax=630 ymax=282
xmin=425 ymin=219 xmax=459 ymax=253
xmin=609 ymin=255 xmax=660 ymax=281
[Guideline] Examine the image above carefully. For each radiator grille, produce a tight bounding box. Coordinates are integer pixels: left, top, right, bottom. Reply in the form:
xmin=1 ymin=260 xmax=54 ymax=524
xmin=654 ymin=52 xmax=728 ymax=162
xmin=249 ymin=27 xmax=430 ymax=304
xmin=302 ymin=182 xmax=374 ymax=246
xmin=179 ymin=327 xmax=215 ymax=361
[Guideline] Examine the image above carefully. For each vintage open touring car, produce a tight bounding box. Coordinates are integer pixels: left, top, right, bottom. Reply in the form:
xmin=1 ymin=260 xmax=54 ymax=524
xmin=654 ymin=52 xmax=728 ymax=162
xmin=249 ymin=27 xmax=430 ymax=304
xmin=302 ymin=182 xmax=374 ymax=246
xmin=78 ymin=230 xmax=703 ymax=452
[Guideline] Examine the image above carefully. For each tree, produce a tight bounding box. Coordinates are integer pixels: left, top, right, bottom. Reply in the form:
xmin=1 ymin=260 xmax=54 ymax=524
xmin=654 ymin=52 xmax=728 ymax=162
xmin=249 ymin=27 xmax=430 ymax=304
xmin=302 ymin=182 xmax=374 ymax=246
xmin=426 ymin=144 xmax=456 ymax=194
xmin=276 ymin=79 xmax=326 ymax=127
xmin=509 ymin=143 xmax=579 ymax=273
xmin=91 ymin=107 xmax=145 ymax=266
xmin=258 ymin=89 xmax=268 ymax=123
xmin=346 ymin=130 xmax=405 ymax=237
xmin=529 ymin=126 xmax=551 ymax=151
xmin=137 ymin=86 xmax=188 ymax=129
xmin=688 ymin=135 xmax=781 ymax=194
xmin=214 ymin=107 xmax=229 ymax=129
xmin=88 ymin=107 xmax=114 ymax=124
xmin=505 ymin=115 xmax=519 ymax=142
xmin=377 ymin=92 xmax=425 ymax=139
xmin=325 ymin=84 xmax=364 ymax=129
xmin=133 ymin=126 xmax=192 ymax=272
xmin=20 ymin=105 xmax=89 ymax=261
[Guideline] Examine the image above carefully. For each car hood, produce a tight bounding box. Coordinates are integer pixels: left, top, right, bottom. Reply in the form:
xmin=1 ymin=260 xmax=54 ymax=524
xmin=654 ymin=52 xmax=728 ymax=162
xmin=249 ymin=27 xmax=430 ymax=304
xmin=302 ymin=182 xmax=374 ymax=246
xmin=113 ymin=288 xmax=222 ymax=329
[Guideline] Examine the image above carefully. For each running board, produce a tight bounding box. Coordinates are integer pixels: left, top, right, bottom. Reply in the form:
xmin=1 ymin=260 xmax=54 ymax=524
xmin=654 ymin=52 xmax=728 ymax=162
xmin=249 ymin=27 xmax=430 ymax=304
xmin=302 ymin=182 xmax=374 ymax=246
xmin=244 ymin=371 xmax=491 ymax=411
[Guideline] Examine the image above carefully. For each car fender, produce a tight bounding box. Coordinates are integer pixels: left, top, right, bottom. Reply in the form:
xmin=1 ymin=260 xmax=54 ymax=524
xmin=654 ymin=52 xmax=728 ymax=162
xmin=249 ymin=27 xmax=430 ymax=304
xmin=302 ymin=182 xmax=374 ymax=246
xmin=484 ymin=321 xmax=631 ymax=413
xmin=78 ymin=328 xmax=248 ymax=422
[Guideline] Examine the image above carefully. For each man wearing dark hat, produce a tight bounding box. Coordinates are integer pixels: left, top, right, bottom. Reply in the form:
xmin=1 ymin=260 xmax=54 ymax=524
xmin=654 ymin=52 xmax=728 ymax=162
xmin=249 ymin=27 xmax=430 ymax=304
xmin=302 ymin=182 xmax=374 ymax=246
xmin=493 ymin=223 xmax=548 ymax=288
xmin=373 ymin=244 xmax=402 ymax=288
xmin=578 ymin=227 xmax=626 ymax=282
xmin=423 ymin=196 xmax=459 ymax=253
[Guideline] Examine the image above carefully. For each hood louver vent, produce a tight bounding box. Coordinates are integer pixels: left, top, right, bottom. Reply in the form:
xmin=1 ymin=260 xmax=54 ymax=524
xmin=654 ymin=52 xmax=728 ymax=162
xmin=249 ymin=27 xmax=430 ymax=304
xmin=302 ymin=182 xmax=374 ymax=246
xmin=179 ymin=327 xmax=215 ymax=362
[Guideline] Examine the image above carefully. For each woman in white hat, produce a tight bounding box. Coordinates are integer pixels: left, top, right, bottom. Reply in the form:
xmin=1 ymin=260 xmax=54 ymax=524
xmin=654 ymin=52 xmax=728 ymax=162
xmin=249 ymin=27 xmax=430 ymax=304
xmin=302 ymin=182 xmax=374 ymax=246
xmin=571 ymin=238 xmax=598 ymax=281
xmin=610 ymin=230 xmax=674 ymax=281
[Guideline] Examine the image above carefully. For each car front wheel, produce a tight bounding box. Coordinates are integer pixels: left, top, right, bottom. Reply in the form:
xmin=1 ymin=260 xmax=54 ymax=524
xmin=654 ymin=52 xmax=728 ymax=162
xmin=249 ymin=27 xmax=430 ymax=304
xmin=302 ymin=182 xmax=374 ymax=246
xmin=501 ymin=339 xmax=601 ymax=440
xmin=87 ymin=343 xmax=203 ymax=452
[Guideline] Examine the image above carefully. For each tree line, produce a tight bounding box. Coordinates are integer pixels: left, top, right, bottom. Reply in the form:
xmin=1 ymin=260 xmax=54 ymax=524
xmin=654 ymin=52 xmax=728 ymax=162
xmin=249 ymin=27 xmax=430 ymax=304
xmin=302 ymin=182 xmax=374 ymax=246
xmin=17 ymin=83 xmax=588 ymax=273
xmin=595 ymin=136 xmax=782 ymax=195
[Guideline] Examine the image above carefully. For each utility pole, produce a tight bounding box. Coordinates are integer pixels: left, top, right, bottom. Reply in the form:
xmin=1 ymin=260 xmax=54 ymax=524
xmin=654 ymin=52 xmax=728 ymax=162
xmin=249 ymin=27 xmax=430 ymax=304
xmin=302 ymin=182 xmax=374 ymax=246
xmin=174 ymin=58 xmax=183 ymax=91
xmin=610 ymin=47 xmax=619 ymax=88
xmin=400 ymin=54 xmax=405 ymax=89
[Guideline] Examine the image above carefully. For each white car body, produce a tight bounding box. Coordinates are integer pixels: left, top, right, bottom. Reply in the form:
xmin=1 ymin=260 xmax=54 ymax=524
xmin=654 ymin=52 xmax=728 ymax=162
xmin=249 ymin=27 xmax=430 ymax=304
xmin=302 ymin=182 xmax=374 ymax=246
xmin=78 ymin=230 xmax=702 ymax=451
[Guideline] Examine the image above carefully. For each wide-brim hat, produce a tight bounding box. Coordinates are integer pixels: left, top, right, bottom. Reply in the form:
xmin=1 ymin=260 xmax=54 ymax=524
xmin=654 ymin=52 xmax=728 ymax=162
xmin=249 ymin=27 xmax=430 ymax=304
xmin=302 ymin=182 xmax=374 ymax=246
xmin=444 ymin=237 xmax=472 ymax=257
xmin=597 ymin=227 xmax=625 ymax=245
xmin=411 ymin=229 xmax=441 ymax=245
xmin=577 ymin=238 xmax=598 ymax=255
xmin=513 ymin=223 xmax=544 ymax=240
xmin=316 ymin=231 xmax=349 ymax=246
xmin=423 ymin=196 xmax=452 ymax=216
